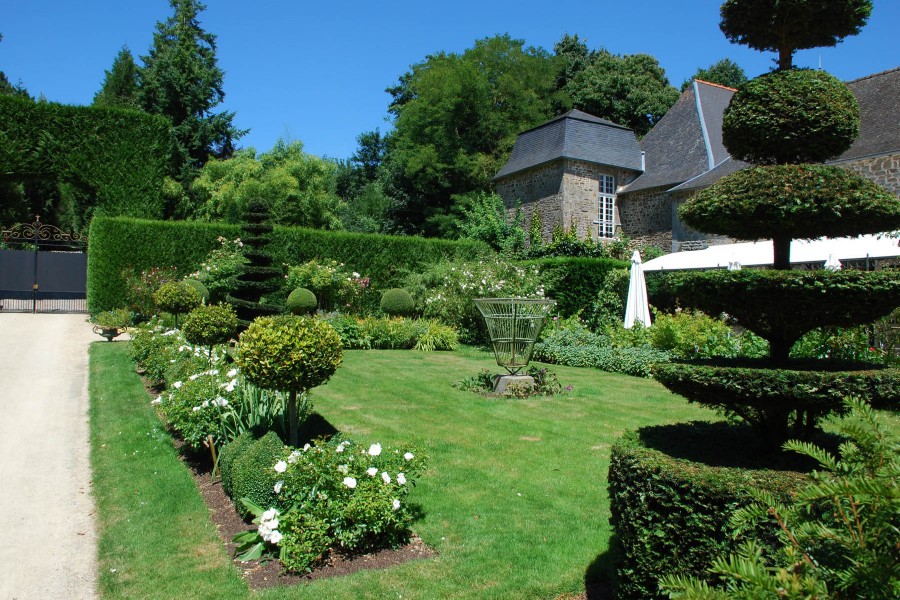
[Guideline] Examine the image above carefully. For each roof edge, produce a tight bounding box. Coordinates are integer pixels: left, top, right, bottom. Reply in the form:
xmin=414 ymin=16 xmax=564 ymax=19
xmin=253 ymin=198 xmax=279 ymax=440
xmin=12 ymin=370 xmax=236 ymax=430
xmin=693 ymin=79 xmax=738 ymax=92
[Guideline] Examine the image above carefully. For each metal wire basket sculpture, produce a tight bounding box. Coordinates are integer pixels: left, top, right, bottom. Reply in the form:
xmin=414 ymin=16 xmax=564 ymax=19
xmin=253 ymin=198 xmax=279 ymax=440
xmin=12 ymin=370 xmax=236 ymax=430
xmin=474 ymin=298 xmax=555 ymax=375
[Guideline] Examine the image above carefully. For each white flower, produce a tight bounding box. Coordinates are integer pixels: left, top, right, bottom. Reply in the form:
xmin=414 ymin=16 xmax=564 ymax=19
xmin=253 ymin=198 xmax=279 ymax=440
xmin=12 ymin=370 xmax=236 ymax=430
xmin=343 ymin=477 xmax=357 ymax=489
xmin=274 ymin=480 xmax=283 ymax=494
xmin=392 ymin=499 xmax=401 ymax=511
xmin=404 ymin=452 xmax=414 ymax=461
xmin=189 ymin=373 xmax=199 ymax=381
xmin=224 ymin=380 xmax=236 ymax=393
xmin=267 ymin=518 xmax=279 ymax=530
xmin=215 ymin=397 xmax=228 ymax=407
xmin=192 ymin=406 xmax=201 ymax=412
xmin=397 ymin=473 xmax=407 ymax=485
xmin=287 ymin=450 xmax=301 ymax=464
xmin=274 ymin=461 xmax=288 ymax=473
xmin=258 ymin=523 xmax=271 ymax=538
xmin=338 ymin=464 xmax=349 ymax=474
xmin=366 ymin=467 xmax=378 ymax=477
xmin=151 ymin=396 xmax=162 ymax=405
xmin=381 ymin=471 xmax=391 ymax=484
xmin=303 ymin=443 xmax=311 ymax=451
xmin=335 ymin=444 xmax=344 ymax=453
xmin=226 ymin=368 xmax=238 ymax=378
xmin=172 ymin=381 xmax=182 ymax=389
xmin=262 ymin=508 xmax=278 ymax=521
xmin=268 ymin=530 xmax=282 ymax=545
xmin=368 ymin=443 xmax=382 ymax=457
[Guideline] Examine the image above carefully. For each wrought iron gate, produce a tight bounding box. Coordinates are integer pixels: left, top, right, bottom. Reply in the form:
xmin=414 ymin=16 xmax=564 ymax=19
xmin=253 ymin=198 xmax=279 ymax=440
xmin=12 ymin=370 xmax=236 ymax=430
xmin=0 ymin=217 xmax=88 ymax=313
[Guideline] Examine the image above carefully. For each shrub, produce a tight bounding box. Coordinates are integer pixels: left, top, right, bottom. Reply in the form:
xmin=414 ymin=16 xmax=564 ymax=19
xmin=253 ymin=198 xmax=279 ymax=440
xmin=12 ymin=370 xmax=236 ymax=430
xmin=182 ymin=278 xmax=209 ymax=304
xmin=319 ymin=313 xmax=372 ymax=349
xmin=218 ymin=431 xmax=257 ymax=497
xmin=230 ymin=431 xmax=285 ymax=519
xmin=585 ymin=267 xmax=630 ymax=331
xmin=722 ymin=69 xmax=859 ymax=165
xmin=609 ymin=424 xmax=806 ymax=599
xmin=181 ymin=304 xmax=238 ymax=350
xmin=379 ymin=288 xmax=415 ymax=317
xmin=283 ymin=259 xmax=363 ymax=312
xmin=91 ymin=308 xmax=132 ymax=329
xmin=412 ymin=319 xmax=458 ymax=352
xmin=286 ymin=287 xmax=317 ymax=315
xmin=520 ymin=257 xmax=628 ymax=318
xmin=122 ymin=265 xmax=180 ymax=320
xmin=156 ymin=371 xmax=232 ymax=451
xmin=533 ymin=324 xmax=669 ymax=378
xmin=227 ymin=201 xmax=283 ymax=326
xmin=153 ymin=281 xmax=202 ymax=326
xmin=650 ymin=310 xmax=768 ymax=360
xmin=237 ymin=316 xmax=343 ymax=445
xmin=187 ymin=236 xmax=247 ymax=303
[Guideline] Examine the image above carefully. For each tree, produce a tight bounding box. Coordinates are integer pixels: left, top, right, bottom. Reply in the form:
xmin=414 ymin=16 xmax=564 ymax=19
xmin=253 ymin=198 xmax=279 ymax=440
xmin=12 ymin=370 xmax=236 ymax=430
xmin=93 ymin=46 xmax=140 ymax=109
xmin=680 ymin=58 xmax=747 ymax=91
xmin=382 ymin=35 xmax=558 ymax=235
xmin=191 ymin=140 xmax=344 ymax=228
xmin=0 ymin=34 xmax=29 ymax=99
xmin=139 ymin=0 xmax=245 ymax=190
xmin=564 ymin=49 xmax=680 ymax=136
xmin=719 ymin=0 xmax=873 ymax=70
xmin=226 ymin=201 xmax=283 ymax=328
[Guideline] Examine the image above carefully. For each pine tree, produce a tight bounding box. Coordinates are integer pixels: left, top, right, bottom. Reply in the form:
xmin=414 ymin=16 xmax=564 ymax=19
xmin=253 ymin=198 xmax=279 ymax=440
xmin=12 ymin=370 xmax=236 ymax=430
xmin=93 ymin=46 xmax=140 ymax=110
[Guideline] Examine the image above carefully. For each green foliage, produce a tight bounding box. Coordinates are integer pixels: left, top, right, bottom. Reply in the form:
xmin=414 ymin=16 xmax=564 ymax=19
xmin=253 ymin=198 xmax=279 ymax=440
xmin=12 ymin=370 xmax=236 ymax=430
xmin=680 ymin=58 xmax=747 ymax=91
xmin=187 ymin=235 xmax=246 ymax=303
xmin=286 ymin=287 xmax=317 ymax=315
xmin=609 ymin=426 xmax=806 ymax=599
xmin=0 ymin=96 xmax=170 ymax=220
xmin=91 ymin=308 xmax=132 ymax=329
xmin=383 ymin=34 xmax=558 ymax=234
xmin=152 ymin=281 xmax=201 ymax=323
xmin=680 ymin=165 xmax=900 ymax=253
xmin=650 ymin=310 xmax=768 ymax=360
xmin=653 ymin=360 xmax=900 ymax=444
xmin=661 ymin=269 xmax=900 ymax=363
xmin=279 ymin=511 xmax=332 ymax=573
xmin=585 ymin=267 xmax=631 ymax=331
xmin=454 ymin=365 xmax=566 ymax=397
xmin=92 ymin=46 xmax=140 ymax=110
xmin=282 ymin=259 xmax=360 ymax=312
xmin=521 ymin=257 xmax=628 ymax=318
xmin=86 ymin=216 xmax=490 ymax=313
xmin=379 ymin=288 xmax=415 ymax=317
xmin=719 ymin=0 xmax=873 ymax=70
xmin=722 ymin=69 xmax=860 ymax=165
xmin=236 ymin=315 xmax=343 ymax=394
xmin=318 ymin=314 xmax=458 ymax=351
xmin=661 ymin=399 xmax=899 ymax=599
xmin=218 ymin=431 xmax=256 ymax=497
xmin=123 ymin=266 xmax=180 ymax=320
xmin=402 ymin=258 xmax=546 ymax=344
xmin=452 ymin=191 xmax=526 ymax=255
xmin=230 ymin=431 xmax=285 ymax=518
xmin=157 ymin=372 xmax=230 ymax=450
xmin=793 ymin=323 xmax=899 ymax=366
xmin=138 ymin=0 xmax=244 ymax=188
xmin=180 ymin=303 xmax=237 ymax=348
xmin=181 ymin=278 xmax=209 ymax=303
xmin=191 ymin=140 xmax=344 ymax=227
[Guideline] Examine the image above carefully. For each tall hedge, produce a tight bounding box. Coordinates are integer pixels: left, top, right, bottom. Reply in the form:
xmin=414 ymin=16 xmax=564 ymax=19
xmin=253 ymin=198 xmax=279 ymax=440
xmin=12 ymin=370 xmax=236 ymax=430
xmin=87 ymin=216 xmax=491 ymax=312
xmin=609 ymin=425 xmax=808 ymax=599
xmin=519 ymin=256 xmax=628 ymax=317
xmin=0 ymin=96 xmax=170 ymax=218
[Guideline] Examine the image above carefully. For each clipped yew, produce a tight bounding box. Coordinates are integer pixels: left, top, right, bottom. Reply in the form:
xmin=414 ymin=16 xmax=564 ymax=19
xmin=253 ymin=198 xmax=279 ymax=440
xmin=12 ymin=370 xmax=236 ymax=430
xmin=286 ymin=287 xmax=317 ymax=315
xmin=181 ymin=303 xmax=238 ymax=360
xmin=153 ymin=281 xmax=201 ymax=327
xmin=236 ymin=316 xmax=343 ymax=446
xmin=226 ymin=201 xmax=283 ymax=328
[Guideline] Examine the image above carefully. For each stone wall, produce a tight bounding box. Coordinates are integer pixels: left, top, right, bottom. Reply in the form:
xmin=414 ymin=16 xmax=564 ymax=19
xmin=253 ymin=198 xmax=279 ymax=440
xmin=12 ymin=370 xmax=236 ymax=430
xmin=560 ymin=159 xmax=635 ymax=241
xmin=617 ymin=186 xmax=674 ymax=250
xmin=838 ymin=152 xmax=900 ymax=197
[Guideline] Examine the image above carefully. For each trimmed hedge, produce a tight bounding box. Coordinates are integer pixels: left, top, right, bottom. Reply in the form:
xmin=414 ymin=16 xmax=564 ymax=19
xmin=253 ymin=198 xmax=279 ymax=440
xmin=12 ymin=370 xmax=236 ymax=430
xmin=519 ymin=256 xmax=628 ymax=317
xmin=230 ymin=431 xmax=285 ymax=519
xmin=87 ymin=216 xmax=491 ymax=312
xmin=0 ymin=96 xmax=170 ymax=218
xmin=609 ymin=425 xmax=807 ymax=599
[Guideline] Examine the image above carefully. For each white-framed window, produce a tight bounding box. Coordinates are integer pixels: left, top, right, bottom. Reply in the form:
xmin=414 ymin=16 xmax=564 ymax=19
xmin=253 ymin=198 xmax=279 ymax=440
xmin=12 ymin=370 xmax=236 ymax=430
xmin=597 ymin=175 xmax=616 ymax=239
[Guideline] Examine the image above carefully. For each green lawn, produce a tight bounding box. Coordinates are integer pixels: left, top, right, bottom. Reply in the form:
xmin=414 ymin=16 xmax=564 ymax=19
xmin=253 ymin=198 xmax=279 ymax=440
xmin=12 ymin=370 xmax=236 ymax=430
xmin=90 ymin=343 xmax=717 ymax=599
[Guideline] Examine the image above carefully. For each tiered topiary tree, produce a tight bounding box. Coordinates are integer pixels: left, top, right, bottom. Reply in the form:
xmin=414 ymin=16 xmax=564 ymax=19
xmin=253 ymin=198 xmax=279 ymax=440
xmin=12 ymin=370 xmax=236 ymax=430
xmin=226 ymin=201 xmax=283 ymax=328
xmin=654 ymin=0 xmax=900 ymax=445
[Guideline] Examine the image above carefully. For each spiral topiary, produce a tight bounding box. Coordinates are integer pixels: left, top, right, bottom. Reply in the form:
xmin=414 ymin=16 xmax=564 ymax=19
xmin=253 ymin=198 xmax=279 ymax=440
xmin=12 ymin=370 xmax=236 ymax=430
xmin=286 ymin=287 xmax=317 ymax=315
xmin=380 ymin=288 xmax=415 ymax=317
xmin=722 ymin=69 xmax=859 ymax=165
xmin=153 ymin=281 xmax=201 ymax=327
xmin=237 ymin=316 xmax=343 ymax=445
xmin=226 ymin=201 xmax=283 ymax=328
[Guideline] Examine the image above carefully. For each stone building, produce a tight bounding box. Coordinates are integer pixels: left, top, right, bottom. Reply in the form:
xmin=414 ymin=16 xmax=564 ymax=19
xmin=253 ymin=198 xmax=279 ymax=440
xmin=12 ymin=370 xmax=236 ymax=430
xmin=494 ymin=67 xmax=900 ymax=252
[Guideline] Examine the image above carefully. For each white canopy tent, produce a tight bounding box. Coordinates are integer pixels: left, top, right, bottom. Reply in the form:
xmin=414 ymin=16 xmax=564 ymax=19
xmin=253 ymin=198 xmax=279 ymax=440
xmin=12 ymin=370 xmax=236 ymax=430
xmin=643 ymin=234 xmax=900 ymax=272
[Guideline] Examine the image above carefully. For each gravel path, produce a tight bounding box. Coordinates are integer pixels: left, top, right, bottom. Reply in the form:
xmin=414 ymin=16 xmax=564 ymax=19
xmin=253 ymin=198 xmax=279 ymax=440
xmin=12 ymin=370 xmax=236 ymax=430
xmin=0 ymin=314 xmax=98 ymax=600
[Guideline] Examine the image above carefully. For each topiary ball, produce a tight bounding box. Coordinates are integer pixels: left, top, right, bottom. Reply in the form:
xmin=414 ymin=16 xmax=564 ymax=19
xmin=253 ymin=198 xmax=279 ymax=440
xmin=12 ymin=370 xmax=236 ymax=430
xmin=380 ymin=288 xmax=415 ymax=317
xmin=182 ymin=278 xmax=210 ymax=304
xmin=722 ymin=69 xmax=859 ymax=165
xmin=237 ymin=315 xmax=343 ymax=394
xmin=230 ymin=431 xmax=285 ymax=516
xmin=153 ymin=281 xmax=202 ymax=317
xmin=181 ymin=303 xmax=238 ymax=348
xmin=286 ymin=287 xmax=318 ymax=315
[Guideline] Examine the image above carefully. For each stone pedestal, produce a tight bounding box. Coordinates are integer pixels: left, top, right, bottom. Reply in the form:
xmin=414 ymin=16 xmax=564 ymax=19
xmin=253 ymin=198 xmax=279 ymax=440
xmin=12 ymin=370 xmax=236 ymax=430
xmin=493 ymin=374 xmax=535 ymax=395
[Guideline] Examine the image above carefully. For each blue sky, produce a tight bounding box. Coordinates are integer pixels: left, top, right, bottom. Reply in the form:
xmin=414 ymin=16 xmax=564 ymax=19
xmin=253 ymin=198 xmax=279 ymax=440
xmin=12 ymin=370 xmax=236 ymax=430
xmin=2 ymin=1 xmax=898 ymax=161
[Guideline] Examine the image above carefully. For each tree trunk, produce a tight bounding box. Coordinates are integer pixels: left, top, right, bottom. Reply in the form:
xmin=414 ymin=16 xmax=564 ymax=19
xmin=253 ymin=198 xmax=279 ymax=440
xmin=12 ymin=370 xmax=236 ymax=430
xmin=778 ymin=47 xmax=793 ymax=71
xmin=772 ymin=236 xmax=792 ymax=270
xmin=288 ymin=389 xmax=298 ymax=447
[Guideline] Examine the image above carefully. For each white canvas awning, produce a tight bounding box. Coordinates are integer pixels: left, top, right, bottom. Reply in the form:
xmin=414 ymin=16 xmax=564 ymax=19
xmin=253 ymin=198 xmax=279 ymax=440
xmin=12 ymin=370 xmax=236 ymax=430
xmin=643 ymin=234 xmax=900 ymax=272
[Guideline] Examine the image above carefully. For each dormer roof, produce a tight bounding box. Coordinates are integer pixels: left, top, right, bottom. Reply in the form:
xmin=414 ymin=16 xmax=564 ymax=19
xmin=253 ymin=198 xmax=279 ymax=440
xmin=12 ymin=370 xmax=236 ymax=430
xmin=493 ymin=109 xmax=643 ymax=180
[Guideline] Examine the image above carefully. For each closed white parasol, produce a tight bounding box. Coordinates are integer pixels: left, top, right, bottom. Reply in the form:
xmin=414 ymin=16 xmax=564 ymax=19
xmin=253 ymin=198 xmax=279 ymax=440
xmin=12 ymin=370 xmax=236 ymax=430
xmin=624 ymin=250 xmax=652 ymax=329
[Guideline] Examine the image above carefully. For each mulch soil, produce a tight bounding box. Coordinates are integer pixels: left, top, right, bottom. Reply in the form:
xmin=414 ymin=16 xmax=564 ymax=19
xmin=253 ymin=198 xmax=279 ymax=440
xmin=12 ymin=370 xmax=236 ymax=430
xmin=141 ymin=374 xmax=435 ymax=591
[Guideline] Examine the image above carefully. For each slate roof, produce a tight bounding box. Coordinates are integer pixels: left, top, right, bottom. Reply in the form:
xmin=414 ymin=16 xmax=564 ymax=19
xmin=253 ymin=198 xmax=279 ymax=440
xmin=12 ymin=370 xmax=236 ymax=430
xmin=671 ymin=67 xmax=900 ymax=193
xmin=493 ymin=109 xmax=643 ymax=180
xmin=620 ymin=80 xmax=736 ymax=195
